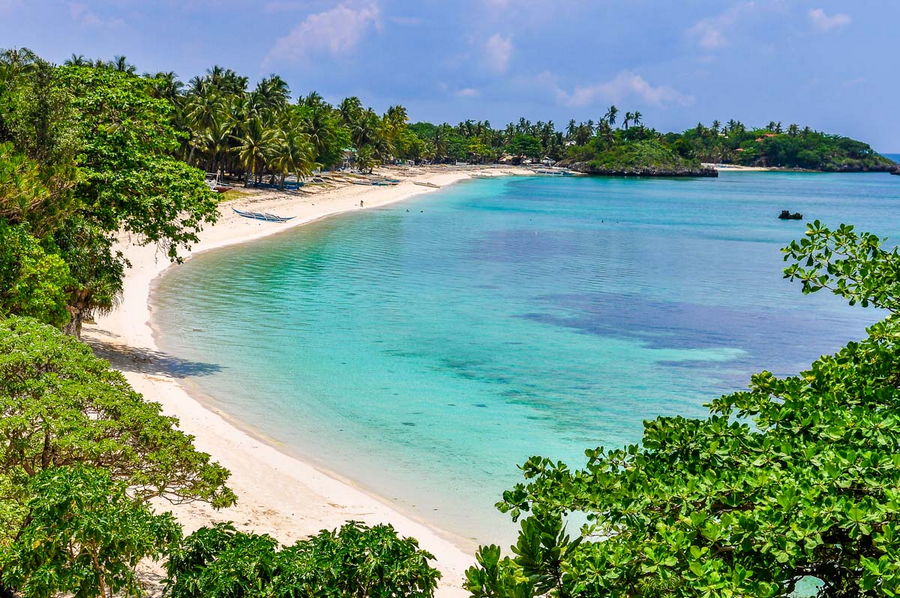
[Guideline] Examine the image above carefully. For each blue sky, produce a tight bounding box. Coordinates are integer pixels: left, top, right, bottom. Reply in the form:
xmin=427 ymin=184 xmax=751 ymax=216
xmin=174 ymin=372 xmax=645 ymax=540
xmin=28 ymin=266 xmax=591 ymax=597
xmin=2 ymin=0 xmax=897 ymax=150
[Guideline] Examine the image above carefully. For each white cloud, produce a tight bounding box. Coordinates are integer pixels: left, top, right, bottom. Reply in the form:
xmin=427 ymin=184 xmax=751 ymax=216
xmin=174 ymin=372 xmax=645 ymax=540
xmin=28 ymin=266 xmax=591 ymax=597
xmin=554 ymin=71 xmax=693 ymax=108
xmin=483 ymin=33 xmax=513 ymax=73
xmin=687 ymin=2 xmax=755 ymax=49
xmin=266 ymin=1 xmax=380 ymax=65
xmin=808 ymin=8 xmax=851 ymax=32
xmin=69 ymin=2 xmax=125 ymax=28
xmin=455 ymin=87 xmax=480 ymax=98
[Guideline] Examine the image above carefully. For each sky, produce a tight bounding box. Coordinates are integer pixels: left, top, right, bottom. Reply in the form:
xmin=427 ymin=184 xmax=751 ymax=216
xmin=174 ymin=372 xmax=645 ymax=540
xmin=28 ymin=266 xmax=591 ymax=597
xmin=1 ymin=0 xmax=897 ymax=150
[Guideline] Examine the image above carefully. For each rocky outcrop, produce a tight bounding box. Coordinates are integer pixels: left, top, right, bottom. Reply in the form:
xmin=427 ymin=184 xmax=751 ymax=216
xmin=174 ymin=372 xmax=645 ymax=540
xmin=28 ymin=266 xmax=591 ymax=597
xmin=566 ymin=161 xmax=718 ymax=178
xmin=889 ymin=165 xmax=900 ymax=176
xmin=823 ymin=163 xmax=898 ymax=173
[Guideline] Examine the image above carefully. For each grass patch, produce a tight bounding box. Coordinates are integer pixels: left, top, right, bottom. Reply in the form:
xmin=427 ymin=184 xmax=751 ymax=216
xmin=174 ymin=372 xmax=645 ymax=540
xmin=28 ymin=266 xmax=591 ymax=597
xmin=217 ymin=189 xmax=250 ymax=202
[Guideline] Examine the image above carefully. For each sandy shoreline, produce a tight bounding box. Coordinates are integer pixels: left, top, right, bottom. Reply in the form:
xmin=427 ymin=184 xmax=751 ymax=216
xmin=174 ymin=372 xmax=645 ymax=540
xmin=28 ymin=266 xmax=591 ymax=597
xmin=83 ymin=166 xmax=531 ymax=596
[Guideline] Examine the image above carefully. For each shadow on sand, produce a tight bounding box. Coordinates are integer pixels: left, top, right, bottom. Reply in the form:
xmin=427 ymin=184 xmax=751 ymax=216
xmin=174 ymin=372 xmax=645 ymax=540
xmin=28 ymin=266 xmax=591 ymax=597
xmin=88 ymin=337 xmax=222 ymax=378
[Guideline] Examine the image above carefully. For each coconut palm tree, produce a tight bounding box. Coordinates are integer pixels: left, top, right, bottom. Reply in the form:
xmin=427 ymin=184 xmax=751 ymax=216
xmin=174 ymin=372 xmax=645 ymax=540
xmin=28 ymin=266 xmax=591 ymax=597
xmin=147 ymin=71 xmax=184 ymax=105
xmin=270 ymin=121 xmax=316 ymax=189
xmin=199 ymin=116 xmax=235 ymax=178
xmin=338 ymin=97 xmax=363 ymax=126
xmin=235 ymin=117 xmax=276 ymax=185
xmin=110 ymin=56 xmax=136 ymax=74
xmin=300 ymin=91 xmax=326 ymax=109
xmin=604 ymin=105 xmax=619 ymax=128
xmin=253 ymin=75 xmax=290 ymax=117
xmin=206 ymin=66 xmax=247 ymax=94
xmin=65 ymin=54 xmax=90 ymax=66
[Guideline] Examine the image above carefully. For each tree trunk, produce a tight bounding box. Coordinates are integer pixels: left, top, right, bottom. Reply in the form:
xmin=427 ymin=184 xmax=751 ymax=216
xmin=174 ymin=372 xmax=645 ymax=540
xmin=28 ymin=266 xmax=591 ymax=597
xmin=63 ymin=309 xmax=84 ymax=338
xmin=64 ymin=292 xmax=91 ymax=338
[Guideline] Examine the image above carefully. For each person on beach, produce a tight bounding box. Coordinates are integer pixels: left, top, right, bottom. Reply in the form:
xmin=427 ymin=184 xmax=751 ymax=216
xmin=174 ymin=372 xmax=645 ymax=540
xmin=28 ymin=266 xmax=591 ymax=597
xmin=360 ymin=200 xmax=365 ymax=208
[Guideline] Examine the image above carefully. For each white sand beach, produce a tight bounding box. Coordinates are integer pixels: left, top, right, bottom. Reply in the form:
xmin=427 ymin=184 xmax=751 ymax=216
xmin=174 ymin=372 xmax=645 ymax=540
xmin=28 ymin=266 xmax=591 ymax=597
xmin=81 ymin=166 xmax=530 ymax=597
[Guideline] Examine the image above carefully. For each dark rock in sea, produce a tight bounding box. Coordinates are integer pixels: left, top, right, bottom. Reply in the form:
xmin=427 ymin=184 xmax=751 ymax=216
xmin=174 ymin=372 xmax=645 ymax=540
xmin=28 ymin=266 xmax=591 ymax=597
xmin=566 ymin=161 xmax=718 ymax=178
xmin=890 ymin=165 xmax=900 ymax=176
xmin=778 ymin=210 xmax=803 ymax=220
xmin=822 ymin=163 xmax=898 ymax=173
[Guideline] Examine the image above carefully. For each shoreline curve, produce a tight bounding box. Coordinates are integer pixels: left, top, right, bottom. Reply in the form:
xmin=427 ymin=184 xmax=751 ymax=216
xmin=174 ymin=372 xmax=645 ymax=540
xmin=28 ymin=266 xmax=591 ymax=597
xmin=83 ymin=166 xmax=531 ymax=597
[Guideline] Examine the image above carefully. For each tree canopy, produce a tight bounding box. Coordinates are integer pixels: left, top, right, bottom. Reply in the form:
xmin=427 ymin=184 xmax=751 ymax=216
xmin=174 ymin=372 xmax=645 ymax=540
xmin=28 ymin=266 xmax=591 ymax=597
xmin=0 ymin=317 xmax=235 ymax=541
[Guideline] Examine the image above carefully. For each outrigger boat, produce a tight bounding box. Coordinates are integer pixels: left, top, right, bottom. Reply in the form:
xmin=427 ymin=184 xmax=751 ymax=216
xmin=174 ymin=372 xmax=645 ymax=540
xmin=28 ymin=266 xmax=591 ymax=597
xmin=233 ymin=208 xmax=295 ymax=223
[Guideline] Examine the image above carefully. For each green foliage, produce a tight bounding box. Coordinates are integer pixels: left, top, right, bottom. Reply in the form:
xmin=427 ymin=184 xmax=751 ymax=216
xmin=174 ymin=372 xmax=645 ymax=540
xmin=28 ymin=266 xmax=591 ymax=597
xmin=1 ymin=466 xmax=181 ymax=598
xmin=468 ymin=223 xmax=900 ymax=597
xmin=783 ymin=220 xmax=900 ymax=311
xmin=164 ymin=521 xmax=441 ymax=598
xmin=0 ymin=316 xmax=235 ymax=543
xmin=52 ymin=217 xmax=127 ymax=336
xmin=507 ymin=135 xmax=543 ymax=161
xmin=0 ymin=142 xmax=75 ymax=235
xmin=0 ymin=222 xmax=71 ymax=326
xmin=582 ymin=139 xmax=696 ymax=172
xmin=674 ymin=122 xmax=892 ymax=170
xmin=57 ymin=66 xmax=218 ymax=260
xmin=164 ymin=523 xmax=279 ymax=598
xmin=355 ymin=145 xmax=377 ymax=174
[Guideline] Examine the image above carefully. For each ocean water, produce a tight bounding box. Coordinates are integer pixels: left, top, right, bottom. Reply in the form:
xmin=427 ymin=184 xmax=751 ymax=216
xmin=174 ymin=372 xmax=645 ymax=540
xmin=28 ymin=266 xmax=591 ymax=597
xmin=154 ymin=172 xmax=900 ymax=545
xmin=884 ymin=153 xmax=900 ymax=163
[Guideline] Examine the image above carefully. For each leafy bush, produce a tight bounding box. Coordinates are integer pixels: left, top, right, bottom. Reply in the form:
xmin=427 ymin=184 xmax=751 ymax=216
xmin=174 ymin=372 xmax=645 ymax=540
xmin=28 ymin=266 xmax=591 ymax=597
xmin=1 ymin=466 xmax=181 ymax=598
xmin=164 ymin=521 xmax=441 ymax=598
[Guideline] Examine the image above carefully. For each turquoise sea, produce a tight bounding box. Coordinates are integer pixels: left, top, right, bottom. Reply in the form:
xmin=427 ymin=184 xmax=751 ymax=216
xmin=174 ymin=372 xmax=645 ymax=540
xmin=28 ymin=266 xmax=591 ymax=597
xmin=154 ymin=172 xmax=900 ymax=544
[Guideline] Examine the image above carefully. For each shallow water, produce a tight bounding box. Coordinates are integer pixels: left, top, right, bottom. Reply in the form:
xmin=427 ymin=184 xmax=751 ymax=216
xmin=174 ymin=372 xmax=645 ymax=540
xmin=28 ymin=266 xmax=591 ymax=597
xmin=154 ymin=171 xmax=900 ymax=544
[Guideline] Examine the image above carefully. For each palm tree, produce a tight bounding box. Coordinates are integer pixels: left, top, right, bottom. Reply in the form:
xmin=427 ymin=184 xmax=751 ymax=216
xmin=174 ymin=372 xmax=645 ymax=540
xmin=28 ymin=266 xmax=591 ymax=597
xmin=0 ymin=47 xmax=39 ymax=78
xmin=207 ymin=66 xmax=247 ymax=94
xmin=338 ymin=97 xmax=363 ymax=126
xmin=147 ymin=71 xmax=183 ymax=104
xmin=300 ymin=91 xmax=322 ymax=108
xmin=604 ymin=105 xmax=619 ymax=128
xmin=234 ymin=117 xmax=276 ymax=185
xmin=200 ymin=116 xmax=234 ymax=179
xmin=432 ymin=125 xmax=450 ymax=162
xmin=65 ymin=54 xmax=90 ymax=66
xmin=253 ymin=75 xmax=290 ymax=116
xmin=622 ymin=112 xmax=633 ymax=130
xmin=355 ymin=145 xmax=377 ymax=173
xmin=631 ymin=111 xmax=643 ymax=128
xmin=110 ymin=56 xmax=135 ymax=74
xmin=270 ymin=121 xmax=316 ymax=189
